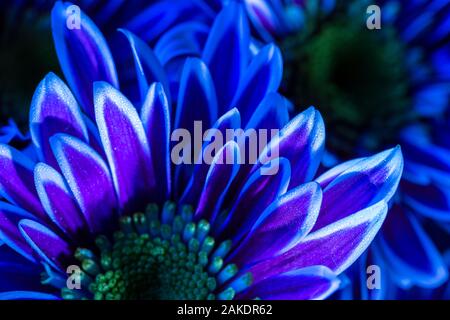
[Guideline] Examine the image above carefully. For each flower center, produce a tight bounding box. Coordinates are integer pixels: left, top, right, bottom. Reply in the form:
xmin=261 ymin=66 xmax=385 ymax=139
xmin=0 ymin=4 xmax=60 ymax=129
xmin=54 ymin=202 xmax=251 ymax=300
xmin=283 ymin=19 xmax=413 ymax=157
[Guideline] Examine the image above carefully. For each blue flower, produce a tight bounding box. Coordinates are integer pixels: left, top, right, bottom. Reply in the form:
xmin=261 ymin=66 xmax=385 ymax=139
xmin=232 ymin=0 xmax=450 ymax=298
xmin=0 ymin=2 xmax=403 ymax=300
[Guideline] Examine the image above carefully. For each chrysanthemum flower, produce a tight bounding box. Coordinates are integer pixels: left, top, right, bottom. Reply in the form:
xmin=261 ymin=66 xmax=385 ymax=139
xmin=0 ymin=2 xmax=403 ymax=300
xmin=225 ymin=0 xmax=450 ymax=297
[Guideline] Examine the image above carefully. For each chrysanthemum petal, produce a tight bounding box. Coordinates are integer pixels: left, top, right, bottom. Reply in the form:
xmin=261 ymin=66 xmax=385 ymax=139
xmin=141 ymin=83 xmax=171 ymax=201
xmin=50 ymin=134 xmax=117 ymax=234
xmin=175 ymin=57 xmax=218 ymax=133
xmin=218 ymin=157 xmax=291 ymax=243
xmin=155 ymin=21 xmax=209 ymax=66
xmin=0 ymin=203 xmax=36 ymax=263
xmin=0 ymin=291 xmax=59 ymax=300
xmin=245 ymin=92 xmax=289 ymax=132
xmin=248 ymin=201 xmax=388 ymax=282
xmin=195 ymin=141 xmax=241 ymax=222
xmin=179 ymin=108 xmax=241 ymax=203
xmin=313 ymin=147 xmax=403 ymax=231
xmin=255 ymin=107 xmax=325 ymax=188
xmin=29 ymin=73 xmax=88 ymax=168
xmin=19 ymin=219 xmax=72 ymax=271
xmin=378 ymin=205 xmax=448 ymax=288
xmin=51 ymin=1 xmax=118 ymax=119
xmin=94 ymin=82 xmax=154 ymax=213
xmin=402 ymin=179 xmax=450 ymax=221
xmin=34 ymin=163 xmax=89 ymax=242
xmin=0 ymin=145 xmax=46 ymax=220
xmin=230 ymin=43 xmax=283 ymax=125
xmin=0 ymin=244 xmax=43 ymax=292
xmin=202 ymin=1 xmax=250 ymax=112
xmin=115 ymin=29 xmax=170 ymax=108
xmin=229 ymin=182 xmax=322 ymax=267
xmin=238 ymin=266 xmax=340 ymax=300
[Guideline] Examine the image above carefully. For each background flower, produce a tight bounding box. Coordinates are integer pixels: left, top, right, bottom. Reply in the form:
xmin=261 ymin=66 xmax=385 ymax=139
xmin=235 ymin=0 xmax=450 ymax=298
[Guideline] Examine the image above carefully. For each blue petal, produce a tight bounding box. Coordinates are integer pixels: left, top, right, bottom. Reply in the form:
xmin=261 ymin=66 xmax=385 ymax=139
xmin=50 ymin=134 xmax=118 ymax=234
xmin=34 ymin=163 xmax=90 ymax=242
xmin=0 ymin=145 xmax=47 ymax=220
xmin=94 ymin=82 xmax=154 ymax=214
xmin=217 ymin=157 xmax=291 ymax=243
xmin=29 ymin=73 xmax=89 ymax=168
xmin=377 ymin=205 xmax=448 ymax=288
xmin=115 ymin=29 xmax=170 ymax=108
xmin=254 ymin=107 xmax=325 ymax=189
xmin=238 ymin=266 xmax=340 ymax=300
xmin=140 ymin=83 xmax=172 ymax=201
xmin=0 ymin=202 xmax=36 ymax=263
xmin=202 ymin=1 xmax=250 ymax=113
xmin=179 ymin=108 xmax=241 ymax=204
xmin=247 ymin=200 xmax=388 ymax=282
xmin=314 ymin=147 xmax=403 ymax=231
xmin=230 ymin=43 xmax=283 ymax=125
xmin=228 ymin=182 xmax=322 ymax=267
xmin=195 ymin=141 xmax=241 ymax=223
xmin=19 ymin=219 xmax=73 ymax=271
xmin=51 ymin=1 xmax=119 ymax=119
xmin=0 ymin=291 xmax=59 ymax=300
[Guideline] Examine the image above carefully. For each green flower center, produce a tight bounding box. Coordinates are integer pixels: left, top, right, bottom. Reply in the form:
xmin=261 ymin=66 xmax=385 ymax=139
xmin=283 ymin=19 xmax=413 ymax=157
xmin=55 ymin=202 xmax=251 ymax=300
xmin=0 ymin=6 xmax=60 ymax=128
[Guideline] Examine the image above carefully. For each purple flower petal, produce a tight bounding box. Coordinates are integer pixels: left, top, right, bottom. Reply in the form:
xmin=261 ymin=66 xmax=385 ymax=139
xmin=217 ymin=157 xmax=291 ymax=243
xmin=0 ymin=145 xmax=46 ymax=220
xmin=315 ymin=158 xmax=363 ymax=189
xmin=202 ymin=2 xmax=250 ymax=113
xmin=141 ymin=83 xmax=171 ymax=201
xmin=34 ymin=163 xmax=89 ymax=242
xmin=179 ymin=108 xmax=241 ymax=203
xmin=230 ymin=43 xmax=283 ymax=125
xmin=238 ymin=266 xmax=340 ymax=300
xmin=19 ymin=219 xmax=73 ymax=271
xmin=229 ymin=182 xmax=321 ymax=267
xmin=313 ymin=147 xmax=403 ymax=231
xmin=94 ymin=82 xmax=154 ymax=213
xmin=0 ymin=291 xmax=60 ymax=300
xmin=29 ymin=73 xmax=89 ymax=168
xmin=0 ymin=202 xmax=36 ymax=263
xmin=195 ymin=141 xmax=241 ymax=222
xmin=115 ymin=29 xmax=170 ymax=108
xmin=245 ymin=92 xmax=289 ymax=132
xmin=175 ymin=58 xmax=218 ymax=133
xmin=50 ymin=134 xmax=118 ymax=234
xmin=248 ymin=201 xmax=388 ymax=282
xmin=254 ymin=107 xmax=325 ymax=189
xmin=377 ymin=204 xmax=447 ymax=287
xmin=51 ymin=1 xmax=119 ymax=119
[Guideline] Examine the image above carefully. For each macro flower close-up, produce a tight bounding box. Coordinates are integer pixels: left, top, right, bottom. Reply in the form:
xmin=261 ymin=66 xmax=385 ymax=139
xmin=0 ymin=1 xmax=406 ymax=300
